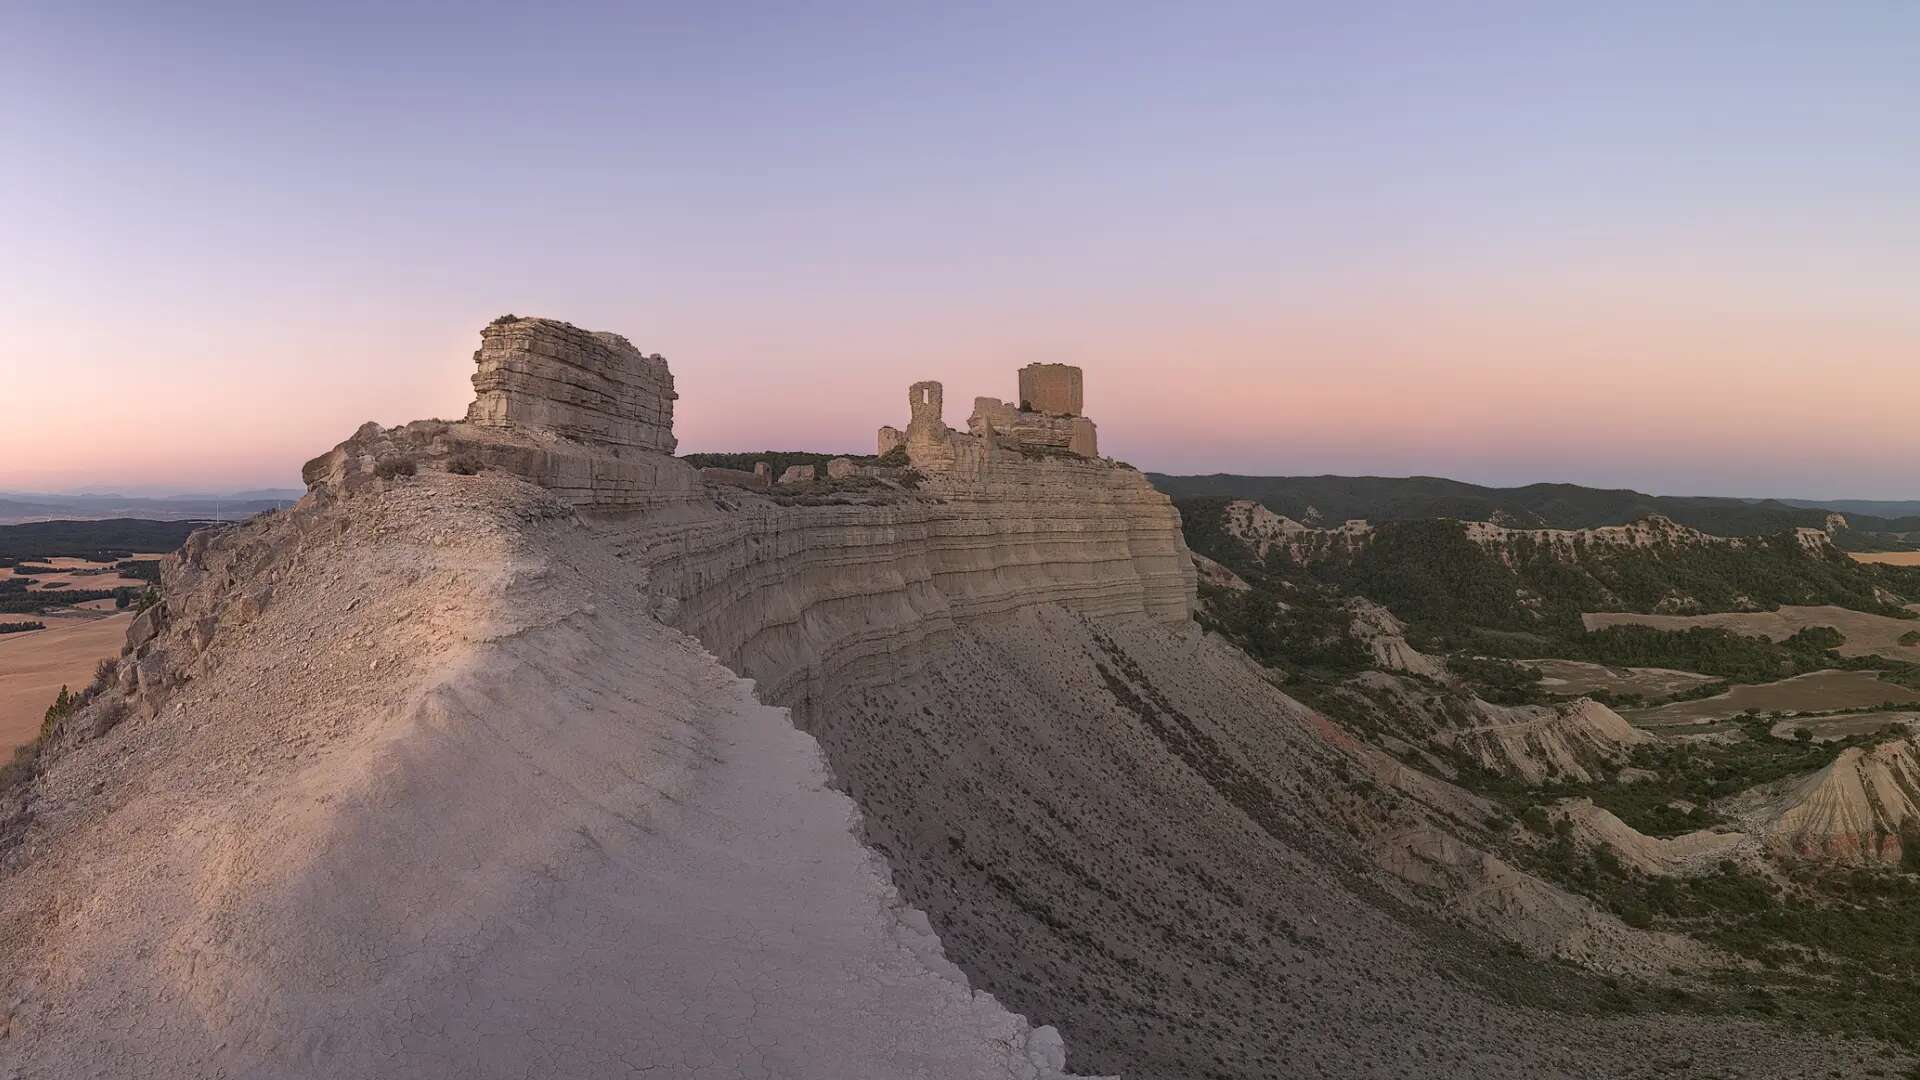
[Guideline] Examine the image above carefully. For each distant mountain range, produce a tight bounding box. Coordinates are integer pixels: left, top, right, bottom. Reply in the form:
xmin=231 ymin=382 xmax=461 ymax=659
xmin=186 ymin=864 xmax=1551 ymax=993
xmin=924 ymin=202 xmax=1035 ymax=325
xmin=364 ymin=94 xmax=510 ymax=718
xmin=1147 ymin=474 xmax=1920 ymax=551
xmin=1770 ymin=497 xmax=1920 ymax=518
xmin=0 ymin=490 xmax=305 ymax=526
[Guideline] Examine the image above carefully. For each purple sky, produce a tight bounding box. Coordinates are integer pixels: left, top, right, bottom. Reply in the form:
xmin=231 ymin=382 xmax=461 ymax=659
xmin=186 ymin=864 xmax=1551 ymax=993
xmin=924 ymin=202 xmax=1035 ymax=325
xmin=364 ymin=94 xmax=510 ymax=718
xmin=4 ymin=3 xmax=1916 ymax=497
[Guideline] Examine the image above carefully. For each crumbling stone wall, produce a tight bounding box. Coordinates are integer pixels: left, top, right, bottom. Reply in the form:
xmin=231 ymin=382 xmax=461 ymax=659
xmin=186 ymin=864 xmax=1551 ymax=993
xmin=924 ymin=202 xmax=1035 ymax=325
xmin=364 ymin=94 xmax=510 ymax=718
xmin=467 ymin=317 xmax=677 ymax=452
xmin=904 ymin=381 xmax=955 ymax=465
xmin=892 ymin=366 xmax=1100 ymax=465
xmin=967 ymin=398 xmax=1097 ymax=457
xmin=1017 ymin=363 xmax=1083 ymax=416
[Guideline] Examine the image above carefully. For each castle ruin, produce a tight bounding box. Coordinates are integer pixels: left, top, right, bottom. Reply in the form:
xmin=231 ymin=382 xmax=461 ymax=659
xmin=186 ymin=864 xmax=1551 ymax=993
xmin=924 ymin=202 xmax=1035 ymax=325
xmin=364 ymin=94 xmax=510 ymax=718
xmin=883 ymin=364 xmax=1099 ymax=463
xmin=1017 ymin=362 xmax=1082 ymax=416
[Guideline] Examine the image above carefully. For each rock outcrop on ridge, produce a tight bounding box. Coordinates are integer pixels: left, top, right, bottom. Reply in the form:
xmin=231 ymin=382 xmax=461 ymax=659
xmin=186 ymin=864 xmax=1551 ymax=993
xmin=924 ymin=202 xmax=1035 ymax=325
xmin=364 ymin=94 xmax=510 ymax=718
xmin=0 ymin=317 xmax=1905 ymax=1079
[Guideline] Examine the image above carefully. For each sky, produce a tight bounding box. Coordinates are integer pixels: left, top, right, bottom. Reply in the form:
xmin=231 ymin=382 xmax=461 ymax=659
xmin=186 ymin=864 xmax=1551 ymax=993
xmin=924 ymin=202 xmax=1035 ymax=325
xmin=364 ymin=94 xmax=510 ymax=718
xmin=3 ymin=2 xmax=1916 ymax=497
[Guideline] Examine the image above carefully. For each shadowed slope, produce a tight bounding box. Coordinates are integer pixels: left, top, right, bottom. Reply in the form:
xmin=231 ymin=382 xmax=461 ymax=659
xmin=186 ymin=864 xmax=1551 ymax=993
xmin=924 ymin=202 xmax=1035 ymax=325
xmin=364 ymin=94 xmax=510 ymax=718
xmin=795 ymin=607 xmax=1901 ymax=1080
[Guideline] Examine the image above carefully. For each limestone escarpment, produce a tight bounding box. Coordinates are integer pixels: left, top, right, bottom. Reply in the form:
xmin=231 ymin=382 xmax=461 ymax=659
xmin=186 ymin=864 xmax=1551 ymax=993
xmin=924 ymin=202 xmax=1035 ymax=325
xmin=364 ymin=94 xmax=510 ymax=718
xmin=1216 ymin=499 xmax=1846 ymax=572
xmin=467 ymin=316 xmax=677 ymax=452
xmin=0 ymin=474 xmax=1096 ymax=1079
xmin=302 ymin=318 xmax=1193 ymax=713
xmin=588 ymin=446 xmax=1192 ymax=713
xmin=4 ymin=315 xmax=1905 ymax=1079
xmin=1221 ymin=499 xmax=1371 ymax=563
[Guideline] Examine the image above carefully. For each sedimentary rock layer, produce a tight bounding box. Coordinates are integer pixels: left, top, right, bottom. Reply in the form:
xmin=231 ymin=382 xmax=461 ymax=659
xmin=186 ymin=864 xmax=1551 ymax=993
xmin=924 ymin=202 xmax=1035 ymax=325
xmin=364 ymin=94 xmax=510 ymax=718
xmin=1739 ymin=736 xmax=1920 ymax=863
xmin=467 ymin=317 xmax=677 ymax=452
xmin=7 ymin=317 xmax=1903 ymax=1080
xmin=0 ymin=475 xmax=1092 ymax=1079
xmin=592 ymin=447 xmax=1193 ymax=713
xmin=782 ymin=607 xmax=1879 ymax=1080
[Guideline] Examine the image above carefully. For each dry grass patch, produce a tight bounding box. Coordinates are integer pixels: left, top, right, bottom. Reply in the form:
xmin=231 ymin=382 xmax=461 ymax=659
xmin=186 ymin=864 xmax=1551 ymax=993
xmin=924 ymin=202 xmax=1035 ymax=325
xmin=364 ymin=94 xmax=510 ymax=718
xmin=0 ymin=611 xmax=130 ymax=755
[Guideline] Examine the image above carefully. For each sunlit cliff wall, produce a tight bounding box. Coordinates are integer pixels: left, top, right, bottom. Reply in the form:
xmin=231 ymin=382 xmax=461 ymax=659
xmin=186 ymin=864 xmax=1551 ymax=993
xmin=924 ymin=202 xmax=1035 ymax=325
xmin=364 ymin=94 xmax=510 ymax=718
xmin=304 ymin=316 xmax=1194 ymax=714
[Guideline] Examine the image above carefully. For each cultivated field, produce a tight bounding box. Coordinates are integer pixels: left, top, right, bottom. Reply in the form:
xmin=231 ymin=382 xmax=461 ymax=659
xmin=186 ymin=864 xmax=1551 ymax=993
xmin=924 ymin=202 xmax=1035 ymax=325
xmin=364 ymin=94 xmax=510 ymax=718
xmin=0 ymin=610 xmax=130 ymax=754
xmin=1621 ymin=669 xmax=1920 ymax=727
xmin=1520 ymin=658 xmax=1717 ymax=698
xmin=1769 ymin=710 xmax=1920 ymax=742
xmin=1583 ymin=604 xmax=1920 ymax=663
xmin=1850 ymin=551 xmax=1920 ymax=566
xmin=0 ymin=555 xmax=159 ymax=754
xmin=1 ymin=555 xmax=158 ymax=593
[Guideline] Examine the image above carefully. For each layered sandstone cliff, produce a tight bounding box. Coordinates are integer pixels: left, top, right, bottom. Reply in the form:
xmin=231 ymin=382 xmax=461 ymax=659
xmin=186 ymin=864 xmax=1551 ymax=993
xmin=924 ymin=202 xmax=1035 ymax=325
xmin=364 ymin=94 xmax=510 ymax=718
xmin=467 ymin=316 xmax=677 ymax=452
xmin=304 ymin=318 xmax=1192 ymax=712
xmin=0 ymin=472 xmax=1097 ymax=1079
xmin=4 ymin=317 xmax=1895 ymax=1080
xmin=2 ymin=317 xmax=1144 ymax=1078
xmin=1731 ymin=735 xmax=1920 ymax=863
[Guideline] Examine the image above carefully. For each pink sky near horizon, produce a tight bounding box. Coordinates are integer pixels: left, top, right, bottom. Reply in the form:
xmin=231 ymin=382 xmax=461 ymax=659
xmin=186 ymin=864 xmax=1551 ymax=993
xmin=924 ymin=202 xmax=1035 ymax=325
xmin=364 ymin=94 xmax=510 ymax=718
xmin=4 ymin=4 xmax=1917 ymax=499
xmin=8 ymin=262 xmax=1914 ymax=498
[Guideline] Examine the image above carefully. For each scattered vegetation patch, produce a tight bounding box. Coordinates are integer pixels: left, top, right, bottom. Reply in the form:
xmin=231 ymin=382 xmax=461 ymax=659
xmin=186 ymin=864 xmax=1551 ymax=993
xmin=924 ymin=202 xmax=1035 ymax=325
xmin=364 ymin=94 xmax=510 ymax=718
xmin=1446 ymin=655 xmax=1546 ymax=704
xmin=1452 ymin=715 xmax=1884 ymax=836
xmin=1479 ymin=624 xmax=1849 ymax=684
xmin=681 ymin=450 xmax=873 ymax=477
xmin=1196 ymin=582 xmax=1371 ymax=678
xmin=373 ymin=456 xmax=417 ymax=480
xmin=0 ymin=589 xmax=118 ymax=616
xmin=1175 ymin=492 xmax=1920 ymax=1052
xmin=114 ymin=559 xmax=161 ymax=583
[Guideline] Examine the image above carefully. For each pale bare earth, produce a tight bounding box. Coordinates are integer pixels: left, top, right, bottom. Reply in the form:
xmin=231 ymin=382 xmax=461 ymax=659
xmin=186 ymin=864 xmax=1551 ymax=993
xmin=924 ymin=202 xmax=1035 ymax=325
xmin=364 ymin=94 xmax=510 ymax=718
xmin=1623 ymin=669 xmax=1920 ymax=727
xmin=0 ymin=478 xmax=1093 ymax=1079
xmin=1851 ymin=551 xmax=1920 ymax=566
xmin=0 ymin=612 xmax=130 ymax=755
xmin=1725 ymin=736 xmax=1920 ymax=863
xmin=1584 ymin=604 xmax=1920 ymax=662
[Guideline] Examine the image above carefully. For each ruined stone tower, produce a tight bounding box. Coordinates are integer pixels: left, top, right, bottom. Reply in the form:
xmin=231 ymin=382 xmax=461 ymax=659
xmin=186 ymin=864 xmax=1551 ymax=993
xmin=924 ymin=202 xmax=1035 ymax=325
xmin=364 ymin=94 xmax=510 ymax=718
xmin=1017 ymin=363 xmax=1083 ymax=416
xmin=885 ymin=365 xmax=1098 ymax=464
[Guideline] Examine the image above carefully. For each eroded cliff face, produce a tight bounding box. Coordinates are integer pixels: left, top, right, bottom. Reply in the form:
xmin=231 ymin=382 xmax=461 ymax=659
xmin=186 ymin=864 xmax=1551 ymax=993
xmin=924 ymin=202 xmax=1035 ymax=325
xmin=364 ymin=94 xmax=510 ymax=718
xmin=597 ymin=449 xmax=1192 ymax=712
xmin=0 ymin=473 xmax=1103 ymax=1079
xmin=1729 ymin=735 xmax=1920 ymax=864
xmin=467 ymin=316 xmax=678 ymax=452
xmin=5 ymin=317 xmax=1899 ymax=1080
xmin=303 ymin=318 xmax=1193 ymax=715
xmin=1216 ymin=498 xmax=1845 ymax=571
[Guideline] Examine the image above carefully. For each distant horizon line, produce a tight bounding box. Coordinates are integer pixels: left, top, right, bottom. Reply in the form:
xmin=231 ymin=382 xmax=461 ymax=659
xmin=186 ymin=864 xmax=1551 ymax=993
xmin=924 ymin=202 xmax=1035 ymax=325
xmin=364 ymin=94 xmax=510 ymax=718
xmin=7 ymin=471 xmax=1920 ymax=508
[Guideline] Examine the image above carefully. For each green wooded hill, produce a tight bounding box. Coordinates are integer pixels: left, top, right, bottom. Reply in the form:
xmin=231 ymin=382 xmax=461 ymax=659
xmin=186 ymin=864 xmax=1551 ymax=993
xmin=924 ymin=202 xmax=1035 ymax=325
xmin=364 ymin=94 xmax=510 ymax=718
xmin=0 ymin=519 xmax=205 ymax=564
xmin=1150 ymin=474 xmax=1920 ymax=550
xmin=1178 ymin=496 xmax=1920 ymax=652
